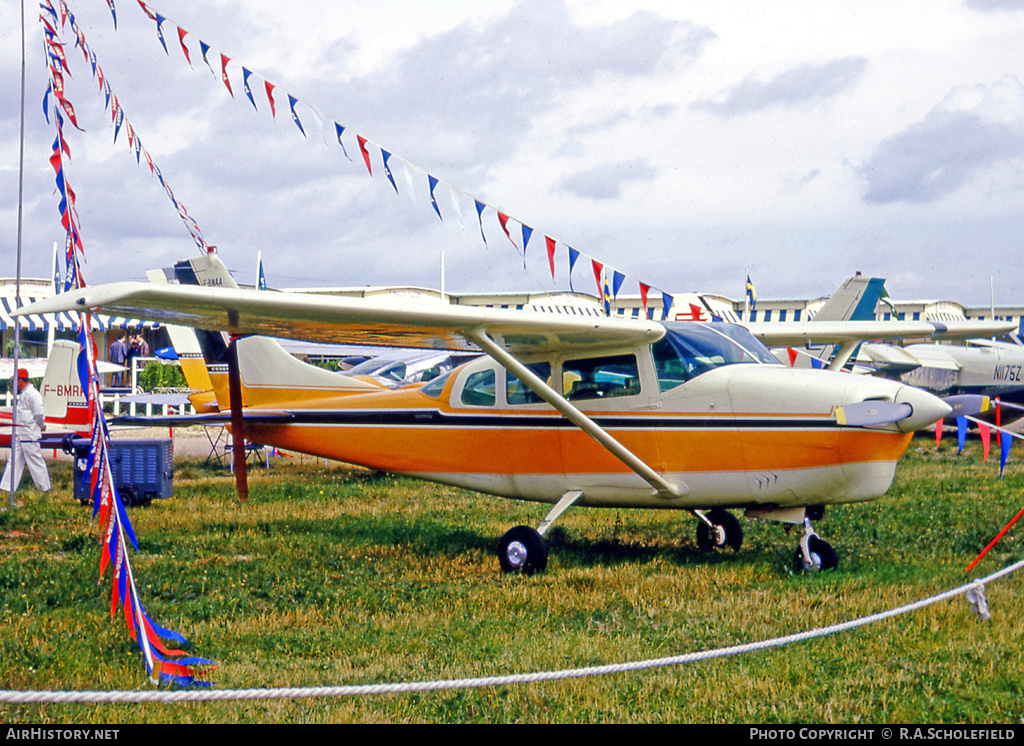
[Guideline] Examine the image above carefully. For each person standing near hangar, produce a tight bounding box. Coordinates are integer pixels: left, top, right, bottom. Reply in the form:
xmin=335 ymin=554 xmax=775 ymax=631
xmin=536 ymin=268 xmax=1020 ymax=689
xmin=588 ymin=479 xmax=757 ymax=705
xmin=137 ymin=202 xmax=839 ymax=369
xmin=2 ymin=369 xmax=51 ymax=493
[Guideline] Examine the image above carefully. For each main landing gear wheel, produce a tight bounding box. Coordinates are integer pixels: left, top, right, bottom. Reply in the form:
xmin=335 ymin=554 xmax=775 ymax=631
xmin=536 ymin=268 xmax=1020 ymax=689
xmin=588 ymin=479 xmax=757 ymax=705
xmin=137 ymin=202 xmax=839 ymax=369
xmin=696 ymin=509 xmax=743 ymax=552
xmin=498 ymin=525 xmax=548 ymax=574
xmin=794 ymin=535 xmax=838 ymax=573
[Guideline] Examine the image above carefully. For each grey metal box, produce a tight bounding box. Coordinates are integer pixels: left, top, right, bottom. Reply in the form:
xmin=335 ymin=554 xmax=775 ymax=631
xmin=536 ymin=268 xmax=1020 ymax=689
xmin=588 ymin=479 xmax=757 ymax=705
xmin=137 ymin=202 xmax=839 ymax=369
xmin=72 ymin=437 xmax=173 ymax=506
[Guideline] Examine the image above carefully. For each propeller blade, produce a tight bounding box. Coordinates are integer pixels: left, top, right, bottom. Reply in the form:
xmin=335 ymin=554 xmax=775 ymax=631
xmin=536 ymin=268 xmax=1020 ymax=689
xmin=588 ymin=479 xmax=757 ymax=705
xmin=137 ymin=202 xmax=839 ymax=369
xmin=835 ymin=400 xmax=912 ymax=427
xmin=942 ymin=394 xmax=991 ymax=419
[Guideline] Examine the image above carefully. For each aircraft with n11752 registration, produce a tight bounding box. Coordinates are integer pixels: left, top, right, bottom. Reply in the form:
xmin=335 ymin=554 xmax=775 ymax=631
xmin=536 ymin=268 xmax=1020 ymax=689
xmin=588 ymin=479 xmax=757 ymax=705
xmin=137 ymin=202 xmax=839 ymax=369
xmin=18 ymin=252 xmax=994 ymax=573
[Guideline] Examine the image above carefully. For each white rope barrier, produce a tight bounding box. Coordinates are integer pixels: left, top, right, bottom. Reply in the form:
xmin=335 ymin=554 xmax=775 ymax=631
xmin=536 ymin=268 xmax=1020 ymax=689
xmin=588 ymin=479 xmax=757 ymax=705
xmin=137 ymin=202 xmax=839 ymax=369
xmin=2 ymin=558 xmax=1022 ymax=705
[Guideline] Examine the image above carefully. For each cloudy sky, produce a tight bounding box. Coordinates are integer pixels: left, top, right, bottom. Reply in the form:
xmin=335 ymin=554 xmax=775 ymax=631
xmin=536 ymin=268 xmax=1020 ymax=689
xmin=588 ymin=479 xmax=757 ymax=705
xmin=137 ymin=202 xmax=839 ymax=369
xmin=3 ymin=0 xmax=1024 ymax=307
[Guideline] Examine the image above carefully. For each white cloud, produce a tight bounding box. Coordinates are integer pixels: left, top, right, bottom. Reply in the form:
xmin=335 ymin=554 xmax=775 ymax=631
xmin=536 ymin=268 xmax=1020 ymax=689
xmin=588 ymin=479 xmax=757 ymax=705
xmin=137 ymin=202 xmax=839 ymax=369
xmin=859 ymin=75 xmax=1024 ymax=204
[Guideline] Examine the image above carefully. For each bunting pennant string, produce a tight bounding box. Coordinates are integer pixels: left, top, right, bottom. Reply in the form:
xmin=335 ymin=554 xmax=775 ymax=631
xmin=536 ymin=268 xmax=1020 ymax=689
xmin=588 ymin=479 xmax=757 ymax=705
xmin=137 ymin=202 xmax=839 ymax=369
xmin=449 ymin=185 xmax=465 ymax=229
xmin=38 ymin=0 xmax=214 ymax=687
xmin=176 ymin=26 xmax=190 ymax=65
xmin=567 ymin=247 xmax=579 ymax=292
xmin=382 ymin=150 xmax=398 ymax=194
xmin=474 ymin=200 xmax=488 ymax=245
xmin=428 ymin=175 xmax=443 ymax=221
xmin=242 ymin=68 xmax=257 ymax=111
xmin=264 ymin=80 xmax=277 ymax=118
xmin=965 ymin=415 xmax=1023 ymax=478
xmin=129 ymin=0 xmax=678 ymax=315
xmin=48 ymin=2 xmax=210 ymax=255
xmin=219 ymin=53 xmax=233 ymax=97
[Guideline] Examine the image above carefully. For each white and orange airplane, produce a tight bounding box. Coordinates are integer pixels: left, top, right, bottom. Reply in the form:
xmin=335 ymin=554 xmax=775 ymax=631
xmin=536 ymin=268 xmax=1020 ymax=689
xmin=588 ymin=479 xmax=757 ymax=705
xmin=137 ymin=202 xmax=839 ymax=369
xmin=18 ymin=253 xmax=1004 ymax=573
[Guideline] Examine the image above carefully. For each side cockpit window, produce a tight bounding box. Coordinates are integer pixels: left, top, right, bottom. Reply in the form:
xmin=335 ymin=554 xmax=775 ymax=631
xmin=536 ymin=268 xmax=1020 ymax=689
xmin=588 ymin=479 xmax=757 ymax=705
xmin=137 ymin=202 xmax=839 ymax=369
xmin=652 ymin=323 xmax=780 ymax=392
xmin=506 ymin=362 xmax=552 ymax=405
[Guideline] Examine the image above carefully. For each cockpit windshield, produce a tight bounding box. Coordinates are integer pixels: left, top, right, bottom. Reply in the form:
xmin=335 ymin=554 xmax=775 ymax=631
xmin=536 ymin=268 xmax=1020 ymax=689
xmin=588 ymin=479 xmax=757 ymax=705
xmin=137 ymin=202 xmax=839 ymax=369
xmin=653 ymin=322 xmax=780 ymax=391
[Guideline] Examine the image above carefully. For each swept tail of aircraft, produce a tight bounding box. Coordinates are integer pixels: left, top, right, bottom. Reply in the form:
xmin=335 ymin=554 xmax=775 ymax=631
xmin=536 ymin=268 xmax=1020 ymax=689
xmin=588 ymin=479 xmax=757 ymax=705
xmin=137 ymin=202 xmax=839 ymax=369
xmin=781 ymin=274 xmax=887 ymax=370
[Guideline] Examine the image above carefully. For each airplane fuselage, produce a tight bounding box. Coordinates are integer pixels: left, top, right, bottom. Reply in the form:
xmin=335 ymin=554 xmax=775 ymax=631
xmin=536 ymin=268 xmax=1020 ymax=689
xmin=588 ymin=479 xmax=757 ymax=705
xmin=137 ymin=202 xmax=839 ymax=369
xmin=210 ymin=325 xmax=943 ymax=513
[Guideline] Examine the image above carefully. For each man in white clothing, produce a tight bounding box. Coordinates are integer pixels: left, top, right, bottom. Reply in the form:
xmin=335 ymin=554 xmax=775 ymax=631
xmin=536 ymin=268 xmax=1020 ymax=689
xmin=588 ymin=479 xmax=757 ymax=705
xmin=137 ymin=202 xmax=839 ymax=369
xmin=2 ymin=369 xmax=51 ymax=492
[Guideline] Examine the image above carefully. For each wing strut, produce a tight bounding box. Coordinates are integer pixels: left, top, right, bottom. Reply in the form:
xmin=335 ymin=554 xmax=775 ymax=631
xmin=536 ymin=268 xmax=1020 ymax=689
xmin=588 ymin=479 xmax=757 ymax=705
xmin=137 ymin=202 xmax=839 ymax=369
xmin=227 ymin=333 xmax=249 ymax=502
xmin=465 ymin=328 xmax=687 ymax=499
xmin=827 ymin=340 xmax=861 ymax=372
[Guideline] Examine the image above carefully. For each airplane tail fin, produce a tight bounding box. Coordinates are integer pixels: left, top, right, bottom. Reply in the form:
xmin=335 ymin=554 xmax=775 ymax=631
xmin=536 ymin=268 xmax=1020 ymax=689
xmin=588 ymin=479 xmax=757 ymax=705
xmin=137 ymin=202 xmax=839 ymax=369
xmin=39 ymin=339 xmax=91 ymax=433
xmin=813 ymin=275 xmax=887 ymax=322
xmin=164 ymin=253 xmax=379 ymax=410
xmin=790 ymin=275 xmax=887 ymax=370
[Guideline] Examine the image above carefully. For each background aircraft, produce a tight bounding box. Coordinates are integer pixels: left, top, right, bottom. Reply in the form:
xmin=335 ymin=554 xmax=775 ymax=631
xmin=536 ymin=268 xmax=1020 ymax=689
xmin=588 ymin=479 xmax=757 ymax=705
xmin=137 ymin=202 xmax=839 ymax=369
xmin=1 ymin=340 xmax=93 ymax=448
xmin=20 ymin=253 xmax=986 ymax=575
xmin=855 ymin=337 xmax=1024 ymax=423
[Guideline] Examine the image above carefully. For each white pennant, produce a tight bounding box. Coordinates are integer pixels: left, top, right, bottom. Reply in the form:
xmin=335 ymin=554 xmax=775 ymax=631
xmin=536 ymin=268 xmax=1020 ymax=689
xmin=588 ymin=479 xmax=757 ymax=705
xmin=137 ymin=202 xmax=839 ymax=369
xmin=402 ymin=160 xmax=418 ymax=204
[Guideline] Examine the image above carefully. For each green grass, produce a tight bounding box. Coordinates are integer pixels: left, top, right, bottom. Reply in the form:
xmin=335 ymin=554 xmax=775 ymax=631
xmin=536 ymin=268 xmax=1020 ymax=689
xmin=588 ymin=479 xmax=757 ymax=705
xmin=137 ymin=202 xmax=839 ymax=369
xmin=1 ymin=435 xmax=1022 ymax=723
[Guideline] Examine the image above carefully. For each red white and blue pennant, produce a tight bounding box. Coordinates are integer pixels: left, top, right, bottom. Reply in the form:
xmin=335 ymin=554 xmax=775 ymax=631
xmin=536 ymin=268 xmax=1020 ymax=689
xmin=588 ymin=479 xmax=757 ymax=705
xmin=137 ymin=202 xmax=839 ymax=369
xmin=39 ymin=0 xmax=214 ymax=686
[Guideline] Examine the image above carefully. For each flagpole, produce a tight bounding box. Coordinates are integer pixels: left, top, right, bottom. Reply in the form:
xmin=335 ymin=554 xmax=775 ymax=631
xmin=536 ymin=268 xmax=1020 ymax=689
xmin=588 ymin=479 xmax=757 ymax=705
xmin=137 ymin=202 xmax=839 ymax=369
xmin=47 ymin=243 xmax=57 ymax=356
xmin=11 ymin=0 xmax=27 ymax=508
xmin=743 ymin=268 xmax=749 ymax=322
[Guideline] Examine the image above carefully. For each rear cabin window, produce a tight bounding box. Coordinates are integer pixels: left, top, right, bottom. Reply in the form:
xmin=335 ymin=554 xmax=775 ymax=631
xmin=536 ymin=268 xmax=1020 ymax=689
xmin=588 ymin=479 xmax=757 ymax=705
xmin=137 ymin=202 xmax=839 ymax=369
xmin=562 ymin=354 xmax=640 ymax=401
xmin=460 ymin=369 xmax=496 ymax=407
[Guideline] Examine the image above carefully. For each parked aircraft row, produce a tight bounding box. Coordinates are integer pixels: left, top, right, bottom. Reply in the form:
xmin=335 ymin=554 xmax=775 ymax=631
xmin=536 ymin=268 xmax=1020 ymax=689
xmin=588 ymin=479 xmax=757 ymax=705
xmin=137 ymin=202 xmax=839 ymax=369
xmin=16 ymin=254 xmax=1011 ymax=575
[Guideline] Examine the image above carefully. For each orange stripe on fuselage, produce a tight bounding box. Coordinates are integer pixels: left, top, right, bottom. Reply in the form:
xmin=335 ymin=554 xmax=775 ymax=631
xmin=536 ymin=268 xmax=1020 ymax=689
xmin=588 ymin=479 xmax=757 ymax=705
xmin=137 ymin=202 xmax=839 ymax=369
xmin=232 ymin=382 xmax=914 ymax=478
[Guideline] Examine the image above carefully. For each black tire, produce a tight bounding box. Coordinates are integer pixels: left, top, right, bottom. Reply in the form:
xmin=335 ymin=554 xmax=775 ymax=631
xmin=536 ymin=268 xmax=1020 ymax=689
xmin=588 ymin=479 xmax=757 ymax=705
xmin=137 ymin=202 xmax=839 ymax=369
xmin=794 ymin=536 xmax=838 ymax=572
xmin=498 ymin=525 xmax=548 ymax=574
xmin=696 ymin=509 xmax=743 ymax=551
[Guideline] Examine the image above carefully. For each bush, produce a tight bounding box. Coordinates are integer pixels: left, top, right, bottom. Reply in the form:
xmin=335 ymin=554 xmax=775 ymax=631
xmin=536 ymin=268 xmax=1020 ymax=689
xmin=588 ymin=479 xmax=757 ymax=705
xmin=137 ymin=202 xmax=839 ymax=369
xmin=137 ymin=361 xmax=188 ymax=392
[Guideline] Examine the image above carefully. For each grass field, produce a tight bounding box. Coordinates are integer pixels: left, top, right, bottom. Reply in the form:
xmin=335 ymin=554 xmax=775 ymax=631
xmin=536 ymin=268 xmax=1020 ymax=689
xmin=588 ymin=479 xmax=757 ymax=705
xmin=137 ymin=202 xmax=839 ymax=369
xmin=1 ymin=434 xmax=1022 ymax=724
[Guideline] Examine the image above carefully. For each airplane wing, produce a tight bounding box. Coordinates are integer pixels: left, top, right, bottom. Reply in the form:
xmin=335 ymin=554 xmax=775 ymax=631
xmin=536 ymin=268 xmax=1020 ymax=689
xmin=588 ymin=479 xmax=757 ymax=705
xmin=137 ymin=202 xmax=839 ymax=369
xmin=0 ymin=358 xmax=49 ymax=379
xmin=0 ymin=358 xmax=123 ymax=379
xmin=858 ymin=343 xmax=961 ymax=373
xmin=15 ymin=281 xmax=665 ymax=355
xmin=747 ymin=319 xmax=1016 ymax=347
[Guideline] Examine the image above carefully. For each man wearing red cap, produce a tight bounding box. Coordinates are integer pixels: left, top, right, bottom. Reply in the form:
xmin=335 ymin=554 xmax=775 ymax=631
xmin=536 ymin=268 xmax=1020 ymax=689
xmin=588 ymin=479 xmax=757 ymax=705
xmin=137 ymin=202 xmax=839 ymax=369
xmin=2 ymin=368 xmax=50 ymax=493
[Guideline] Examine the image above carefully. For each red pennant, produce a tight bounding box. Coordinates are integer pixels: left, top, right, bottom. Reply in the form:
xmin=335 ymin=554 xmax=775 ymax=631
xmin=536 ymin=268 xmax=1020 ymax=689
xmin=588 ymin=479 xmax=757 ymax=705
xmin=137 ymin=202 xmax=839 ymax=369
xmin=545 ymin=236 xmax=556 ymax=279
xmin=220 ymin=53 xmax=233 ymax=97
xmin=357 ymin=135 xmax=372 ymax=175
xmin=996 ymin=398 xmax=1002 ymax=446
xmin=176 ymin=27 xmax=191 ymax=66
xmin=788 ymin=347 xmax=798 ymax=367
xmin=592 ymin=260 xmax=603 ymax=295
xmin=980 ymin=423 xmax=991 ymax=461
xmin=935 ymin=420 xmax=942 ymax=446
xmin=264 ymin=80 xmax=276 ymax=118
xmin=137 ymin=1 xmax=157 ymax=21
xmin=497 ymin=213 xmax=517 ymax=248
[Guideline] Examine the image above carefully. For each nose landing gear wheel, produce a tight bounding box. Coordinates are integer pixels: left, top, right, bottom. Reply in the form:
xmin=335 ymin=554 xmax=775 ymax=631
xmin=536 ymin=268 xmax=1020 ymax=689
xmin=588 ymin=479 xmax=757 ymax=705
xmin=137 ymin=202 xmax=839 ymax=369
xmin=498 ymin=525 xmax=548 ymax=574
xmin=794 ymin=535 xmax=838 ymax=572
xmin=696 ymin=509 xmax=743 ymax=551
